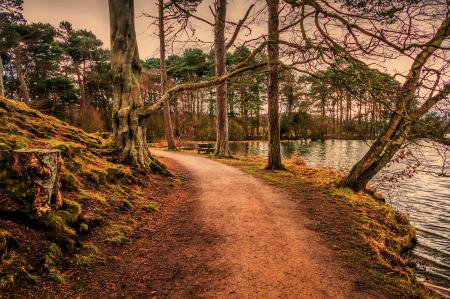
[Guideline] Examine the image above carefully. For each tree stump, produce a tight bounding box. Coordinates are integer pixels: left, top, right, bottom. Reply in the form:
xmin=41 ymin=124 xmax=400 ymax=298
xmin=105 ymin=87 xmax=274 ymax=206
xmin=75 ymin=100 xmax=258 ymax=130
xmin=2 ymin=149 xmax=63 ymax=216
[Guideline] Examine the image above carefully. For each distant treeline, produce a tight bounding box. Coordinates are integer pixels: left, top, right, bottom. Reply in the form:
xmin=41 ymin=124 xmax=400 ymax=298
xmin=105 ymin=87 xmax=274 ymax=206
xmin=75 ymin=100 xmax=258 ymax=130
xmin=1 ymin=17 xmax=447 ymax=141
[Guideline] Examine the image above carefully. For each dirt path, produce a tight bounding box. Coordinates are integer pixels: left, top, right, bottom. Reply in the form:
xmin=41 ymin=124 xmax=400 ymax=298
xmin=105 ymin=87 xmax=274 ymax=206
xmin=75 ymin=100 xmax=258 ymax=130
xmin=17 ymin=150 xmax=380 ymax=298
xmin=151 ymin=150 xmax=375 ymax=298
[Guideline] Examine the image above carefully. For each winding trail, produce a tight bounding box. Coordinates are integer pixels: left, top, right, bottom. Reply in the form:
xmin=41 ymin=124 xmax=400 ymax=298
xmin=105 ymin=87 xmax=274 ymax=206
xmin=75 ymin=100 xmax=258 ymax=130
xmin=152 ymin=149 xmax=375 ymax=298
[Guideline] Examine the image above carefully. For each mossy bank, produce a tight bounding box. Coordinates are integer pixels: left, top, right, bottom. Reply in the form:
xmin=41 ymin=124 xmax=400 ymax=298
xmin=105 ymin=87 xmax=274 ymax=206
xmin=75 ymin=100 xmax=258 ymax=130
xmin=0 ymin=97 xmax=172 ymax=293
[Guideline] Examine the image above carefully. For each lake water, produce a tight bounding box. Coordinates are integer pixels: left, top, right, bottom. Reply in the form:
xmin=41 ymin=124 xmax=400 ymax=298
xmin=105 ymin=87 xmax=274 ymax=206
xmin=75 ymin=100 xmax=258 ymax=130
xmin=228 ymin=139 xmax=450 ymax=294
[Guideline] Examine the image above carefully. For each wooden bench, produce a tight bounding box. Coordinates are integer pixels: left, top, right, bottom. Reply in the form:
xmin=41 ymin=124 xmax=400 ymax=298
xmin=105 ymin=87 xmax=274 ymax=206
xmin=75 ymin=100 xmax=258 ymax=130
xmin=197 ymin=143 xmax=215 ymax=154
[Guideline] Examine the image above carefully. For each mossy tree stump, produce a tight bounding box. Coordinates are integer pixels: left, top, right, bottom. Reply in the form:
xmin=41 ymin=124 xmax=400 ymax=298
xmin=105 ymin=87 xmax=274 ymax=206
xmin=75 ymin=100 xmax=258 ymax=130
xmin=1 ymin=149 xmax=63 ymax=216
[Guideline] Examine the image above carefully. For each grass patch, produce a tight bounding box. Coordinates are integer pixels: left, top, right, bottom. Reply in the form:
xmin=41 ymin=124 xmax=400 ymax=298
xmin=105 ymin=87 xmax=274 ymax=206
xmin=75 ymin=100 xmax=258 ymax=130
xmin=43 ymin=242 xmax=65 ymax=282
xmin=39 ymin=213 xmax=76 ymax=236
xmin=143 ymin=201 xmax=160 ymax=212
xmin=69 ymin=244 xmax=101 ymax=267
xmin=105 ymin=225 xmax=133 ymax=245
xmin=120 ymin=199 xmax=133 ymax=210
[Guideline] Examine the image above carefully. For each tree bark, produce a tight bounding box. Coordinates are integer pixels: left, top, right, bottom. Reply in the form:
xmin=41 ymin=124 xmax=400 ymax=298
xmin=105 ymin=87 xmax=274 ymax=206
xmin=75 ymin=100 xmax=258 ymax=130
xmin=0 ymin=56 xmax=4 ymax=97
xmin=108 ymin=0 xmax=165 ymax=171
xmin=213 ymin=0 xmax=231 ymax=157
xmin=266 ymin=0 xmax=283 ymax=169
xmin=159 ymin=0 xmax=176 ymax=150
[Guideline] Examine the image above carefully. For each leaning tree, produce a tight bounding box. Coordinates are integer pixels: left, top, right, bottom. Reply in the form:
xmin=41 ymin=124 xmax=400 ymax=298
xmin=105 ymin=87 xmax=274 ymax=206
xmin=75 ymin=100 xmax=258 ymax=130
xmin=282 ymin=0 xmax=450 ymax=191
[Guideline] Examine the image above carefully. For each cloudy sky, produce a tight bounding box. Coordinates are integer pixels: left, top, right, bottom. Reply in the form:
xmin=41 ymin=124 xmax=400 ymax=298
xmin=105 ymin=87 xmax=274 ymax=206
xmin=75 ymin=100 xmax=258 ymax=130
xmin=23 ymin=0 xmax=262 ymax=59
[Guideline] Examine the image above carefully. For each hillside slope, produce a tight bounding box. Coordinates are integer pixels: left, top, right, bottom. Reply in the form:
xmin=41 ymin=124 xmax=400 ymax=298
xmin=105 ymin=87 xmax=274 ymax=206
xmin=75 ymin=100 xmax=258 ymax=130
xmin=0 ymin=97 xmax=166 ymax=290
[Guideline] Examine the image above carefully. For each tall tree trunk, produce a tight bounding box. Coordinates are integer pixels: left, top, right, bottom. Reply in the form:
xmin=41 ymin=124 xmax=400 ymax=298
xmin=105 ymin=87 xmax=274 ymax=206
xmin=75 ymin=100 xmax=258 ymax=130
xmin=76 ymin=67 xmax=86 ymax=111
xmin=76 ymin=66 xmax=89 ymax=129
xmin=266 ymin=0 xmax=283 ymax=169
xmin=213 ymin=0 xmax=231 ymax=157
xmin=158 ymin=0 xmax=176 ymax=150
xmin=0 ymin=56 xmax=4 ymax=97
xmin=14 ymin=53 xmax=30 ymax=104
xmin=108 ymin=0 xmax=164 ymax=171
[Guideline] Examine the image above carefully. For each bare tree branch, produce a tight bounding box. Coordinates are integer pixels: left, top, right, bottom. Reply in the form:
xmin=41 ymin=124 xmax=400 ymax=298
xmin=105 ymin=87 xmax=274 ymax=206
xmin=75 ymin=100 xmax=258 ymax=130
xmin=225 ymin=4 xmax=255 ymax=50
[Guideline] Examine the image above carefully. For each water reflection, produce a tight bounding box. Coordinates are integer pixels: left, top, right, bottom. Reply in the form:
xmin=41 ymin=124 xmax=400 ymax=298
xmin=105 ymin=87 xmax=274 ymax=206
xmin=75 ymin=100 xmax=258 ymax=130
xmin=229 ymin=139 xmax=450 ymax=293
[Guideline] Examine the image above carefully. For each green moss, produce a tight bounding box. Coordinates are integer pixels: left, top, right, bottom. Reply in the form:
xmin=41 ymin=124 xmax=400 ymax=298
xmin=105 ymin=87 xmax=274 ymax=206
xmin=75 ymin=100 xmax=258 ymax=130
xmin=48 ymin=268 xmax=64 ymax=282
xmin=80 ymin=212 xmax=104 ymax=228
xmin=85 ymin=244 xmax=100 ymax=255
xmin=0 ymin=98 xmax=157 ymax=290
xmin=143 ymin=201 xmax=160 ymax=212
xmin=10 ymin=136 xmax=27 ymax=149
xmin=50 ymin=141 xmax=85 ymax=159
xmin=106 ymin=165 xmax=132 ymax=183
xmin=70 ymin=245 xmax=101 ymax=268
xmin=0 ymin=142 xmax=11 ymax=150
xmin=25 ymin=272 xmax=39 ymax=282
xmin=0 ymin=274 xmax=16 ymax=288
xmin=79 ymin=223 xmax=89 ymax=233
xmin=121 ymin=199 xmax=133 ymax=210
xmin=107 ymin=231 xmax=126 ymax=245
xmin=60 ymin=167 xmax=83 ymax=192
xmin=106 ymin=225 xmax=132 ymax=245
xmin=62 ymin=199 xmax=81 ymax=215
xmin=78 ymin=189 xmax=107 ymax=203
xmin=70 ymin=255 xmax=92 ymax=267
xmin=44 ymin=242 xmax=61 ymax=270
xmin=85 ymin=169 xmax=107 ymax=184
xmin=39 ymin=212 xmax=76 ymax=236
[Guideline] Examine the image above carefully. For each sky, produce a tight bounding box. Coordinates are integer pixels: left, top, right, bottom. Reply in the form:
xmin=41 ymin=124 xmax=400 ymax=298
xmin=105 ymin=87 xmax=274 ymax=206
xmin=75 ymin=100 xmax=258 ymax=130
xmin=22 ymin=0 xmax=417 ymax=78
xmin=23 ymin=0 xmax=261 ymax=59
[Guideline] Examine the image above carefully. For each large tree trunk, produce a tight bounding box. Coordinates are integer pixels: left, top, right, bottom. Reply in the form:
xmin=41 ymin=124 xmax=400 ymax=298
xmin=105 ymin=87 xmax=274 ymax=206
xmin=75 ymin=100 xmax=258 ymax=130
xmin=159 ymin=0 xmax=176 ymax=150
xmin=213 ymin=0 xmax=231 ymax=157
xmin=108 ymin=0 xmax=163 ymax=171
xmin=266 ymin=0 xmax=283 ymax=169
xmin=0 ymin=56 xmax=4 ymax=97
